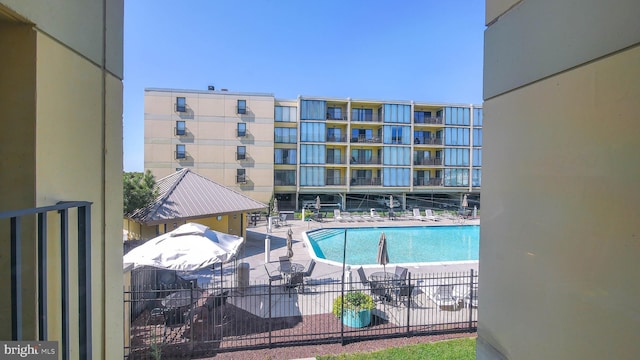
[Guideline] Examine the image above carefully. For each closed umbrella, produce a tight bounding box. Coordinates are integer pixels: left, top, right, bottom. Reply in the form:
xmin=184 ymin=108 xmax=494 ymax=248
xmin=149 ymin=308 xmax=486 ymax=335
xmin=315 ymin=196 xmax=321 ymax=211
xmin=389 ymin=195 xmax=394 ymax=208
xmin=286 ymin=228 xmax=294 ymax=259
xmin=272 ymin=198 xmax=279 ymax=215
xmin=462 ymin=194 xmax=468 ymax=209
xmin=377 ymin=232 xmax=389 ymax=274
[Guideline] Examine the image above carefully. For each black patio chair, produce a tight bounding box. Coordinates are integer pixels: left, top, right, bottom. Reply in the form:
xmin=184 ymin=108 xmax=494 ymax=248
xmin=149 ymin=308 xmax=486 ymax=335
xmin=264 ymin=264 xmax=283 ymax=283
xmin=394 ymin=266 xmax=408 ymax=285
xmin=286 ymin=272 xmax=304 ymax=296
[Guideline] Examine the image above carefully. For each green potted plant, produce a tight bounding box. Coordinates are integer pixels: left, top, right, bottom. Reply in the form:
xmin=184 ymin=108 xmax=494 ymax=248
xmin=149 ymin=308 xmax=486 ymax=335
xmin=332 ymin=291 xmax=375 ymax=328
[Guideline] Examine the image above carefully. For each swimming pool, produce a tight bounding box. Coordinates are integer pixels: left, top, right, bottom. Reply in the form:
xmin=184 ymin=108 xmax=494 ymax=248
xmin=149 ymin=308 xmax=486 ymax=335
xmin=303 ymin=225 xmax=479 ymax=266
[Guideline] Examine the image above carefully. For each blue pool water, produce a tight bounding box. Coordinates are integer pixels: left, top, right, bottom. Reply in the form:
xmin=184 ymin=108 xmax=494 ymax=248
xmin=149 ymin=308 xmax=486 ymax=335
xmin=305 ymin=226 xmax=479 ymax=266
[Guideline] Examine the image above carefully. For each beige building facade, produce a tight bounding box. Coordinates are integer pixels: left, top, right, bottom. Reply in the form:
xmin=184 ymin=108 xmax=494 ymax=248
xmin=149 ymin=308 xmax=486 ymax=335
xmin=145 ymin=89 xmax=482 ymax=211
xmin=0 ymin=0 xmax=123 ymax=359
xmin=480 ymin=0 xmax=640 ymax=359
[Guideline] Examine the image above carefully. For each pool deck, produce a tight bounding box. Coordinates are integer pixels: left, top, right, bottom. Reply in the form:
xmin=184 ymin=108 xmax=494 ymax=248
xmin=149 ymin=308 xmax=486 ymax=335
xmin=239 ymin=215 xmax=480 ymax=285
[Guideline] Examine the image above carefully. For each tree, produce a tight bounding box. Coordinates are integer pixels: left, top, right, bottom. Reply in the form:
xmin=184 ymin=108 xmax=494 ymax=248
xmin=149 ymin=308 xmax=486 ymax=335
xmin=123 ymin=170 xmax=158 ymax=215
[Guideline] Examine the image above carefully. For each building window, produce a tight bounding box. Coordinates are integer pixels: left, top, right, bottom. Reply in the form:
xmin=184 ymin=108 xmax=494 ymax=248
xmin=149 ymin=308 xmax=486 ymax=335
xmin=236 ymin=146 xmax=246 ymax=160
xmin=327 ymin=107 xmax=343 ymax=120
xmin=237 ymin=123 xmax=246 ymax=137
xmin=275 ymin=149 xmax=296 ymax=164
xmin=175 ymin=121 xmax=186 ymax=136
xmin=444 ymin=148 xmax=470 ymax=166
xmin=445 ymin=128 xmax=470 ymax=146
xmin=414 ymin=111 xmax=432 ymax=123
xmin=351 ymin=108 xmax=373 ymax=122
xmin=300 ymin=123 xmax=326 ymax=142
xmin=383 ymin=126 xmax=410 ymax=144
xmin=175 ymin=144 xmax=186 ymax=159
xmin=382 ymin=104 xmax=411 ymax=123
xmin=300 ymin=100 xmax=326 ymax=120
xmin=236 ymin=169 xmax=246 ymax=183
xmin=444 ymin=168 xmax=470 ymax=187
xmin=237 ymin=99 xmax=247 ymax=114
xmin=275 ymin=127 xmax=297 ymax=143
xmin=275 ymin=106 xmax=297 ymax=122
xmin=176 ymin=97 xmax=186 ymax=112
xmin=274 ymin=170 xmax=296 ymax=186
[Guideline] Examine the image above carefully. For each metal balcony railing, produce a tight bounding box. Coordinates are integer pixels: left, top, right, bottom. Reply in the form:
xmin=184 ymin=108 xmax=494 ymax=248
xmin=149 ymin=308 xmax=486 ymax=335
xmin=0 ymin=201 xmax=93 ymax=360
xmin=175 ymin=151 xmax=187 ymax=160
xmin=325 ymin=177 xmax=346 ymax=185
xmin=414 ymin=116 xmax=443 ymax=125
xmin=350 ymin=136 xmax=382 ymax=144
xmin=350 ymin=157 xmax=382 ymax=165
xmin=413 ymin=158 xmax=443 ymax=166
xmin=326 ymin=156 xmax=345 ymax=165
xmin=236 ymin=175 xmax=247 ymax=184
xmin=414 ymin=178 xmax=443 ymax=186
xmin=350 ymin=177 xmax=382 ymax=186
xmin=414 ymin=138 xmax=443 ymax=145
xmin=326 ymin=135 xmax=348 ymax=143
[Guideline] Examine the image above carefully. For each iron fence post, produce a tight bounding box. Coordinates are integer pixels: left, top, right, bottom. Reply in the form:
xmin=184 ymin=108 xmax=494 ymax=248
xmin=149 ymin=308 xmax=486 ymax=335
xmin=468 ymin=269 xmax=474 ymax=330
xmin=268 ymin=280 xmax=273 ymax=347
xmin=406 ymin=273 xmax=411 ymax=335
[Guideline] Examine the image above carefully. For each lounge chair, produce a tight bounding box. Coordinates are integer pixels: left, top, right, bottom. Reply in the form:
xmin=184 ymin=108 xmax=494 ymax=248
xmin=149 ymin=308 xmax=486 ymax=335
xmin=412 ymin=208 xmax=425 ymax=221
xmin=463 ymin=286 xmax=478 ymax=308
xmin=428 ymin=284 xmax=460 ymax=310
xmin=424 ymin=209 xmax=442 ymax=221
xmin=333 ymin=209 xmax=344 ymax=222
xmin=356 ymin=266 xmax=369 ymax=287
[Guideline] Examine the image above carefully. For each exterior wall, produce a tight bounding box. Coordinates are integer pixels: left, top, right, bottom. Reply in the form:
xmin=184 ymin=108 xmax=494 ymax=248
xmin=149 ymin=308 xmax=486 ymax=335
xmin=480 ymin=0 xmax=640 ymax=359
xmin=124 ymin=213 xmax=247 ymax=242
xmin=145 ymin=90 xmax=482 ymax=210
xmin=145 ymin=90 xmax=276 ymax=204
xmin=0 ymin=1 xmax=123 ymax=358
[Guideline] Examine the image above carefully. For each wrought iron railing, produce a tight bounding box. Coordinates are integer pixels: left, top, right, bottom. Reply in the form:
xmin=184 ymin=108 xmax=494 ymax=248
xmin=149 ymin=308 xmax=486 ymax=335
xmin=0 ymin=201 xmax=93 ymax=360
xmin=124 ymin=270 xmax=477 ymax=359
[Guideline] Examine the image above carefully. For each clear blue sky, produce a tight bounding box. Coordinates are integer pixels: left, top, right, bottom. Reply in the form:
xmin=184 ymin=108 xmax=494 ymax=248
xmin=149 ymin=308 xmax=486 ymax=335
xmin=124 ymin=1 xmax=485 ymax=171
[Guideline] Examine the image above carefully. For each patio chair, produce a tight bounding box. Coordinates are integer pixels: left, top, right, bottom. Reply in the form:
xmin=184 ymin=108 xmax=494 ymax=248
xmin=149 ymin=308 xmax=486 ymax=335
xmin=356 ymin=266 xmax=369 ymax=287
xmin=464 ymin=286 xmax=478 ymax=308
xmin=424 ymin=209 xmax=442 ymax=221
xmin=264 ymin=264 xmax=283 ymax=283
xmin=428 ymin=284 xmax=460 ymax=310
xmin=302 ymin=259 xmax=316 ymax=278
xmin=369 ymin=209 xmax=384 ymax=221
xmin=394 ymin=266 xmax=408 ymax=285
xmin=279 ymin=256 xmax=292 ymax=273
xmin=394 ymin=284 xmax=418 ymax=307
xmin=279 ymin=213 xmax=288 ymax=226
xmin=286 ymin=272 xmax=304 ymax=296
xmin=334 ymin=209 xmax=346 ymax=222
xmin=412 ymin=208 xmax=425 ymax=221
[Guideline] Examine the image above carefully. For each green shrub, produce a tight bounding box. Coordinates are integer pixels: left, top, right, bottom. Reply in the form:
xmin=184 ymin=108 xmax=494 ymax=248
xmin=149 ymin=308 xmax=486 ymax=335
xmin=333 ymin=291 xmax=375 ymax=317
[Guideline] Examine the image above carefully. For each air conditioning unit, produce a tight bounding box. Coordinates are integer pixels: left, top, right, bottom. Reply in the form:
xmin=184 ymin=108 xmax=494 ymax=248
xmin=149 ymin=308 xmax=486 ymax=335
xmin=207 ymin=85 xmax=215 ymax=91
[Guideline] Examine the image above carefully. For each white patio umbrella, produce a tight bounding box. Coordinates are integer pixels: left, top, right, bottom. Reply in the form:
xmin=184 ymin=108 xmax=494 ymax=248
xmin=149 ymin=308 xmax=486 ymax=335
xmin=315 ymin=196 xmax=321 ymax=211
xmin=272 ymin=198 xmax=279 ymax=215
xmin=462 ymin=194 xmax=468 ymax=209
xmin=123 ymin=222 xmax=244 ymax=272
xmin=377 ymin=232 xmax=389 ymax=273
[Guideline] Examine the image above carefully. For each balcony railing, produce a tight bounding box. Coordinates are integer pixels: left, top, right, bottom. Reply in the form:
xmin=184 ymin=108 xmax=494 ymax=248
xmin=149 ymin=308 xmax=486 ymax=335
xmin=414 ymin=138 xmax=443 ymax=145
xmin=413 ymin=158 xmax=443 ymax=166
xmin=326 ymin=113 xmax=347 ymax=121
xmin=350 ymin=157 xmax=382 ymax=165
xmin=236 ymin=175 xmax=247 ymax=184
xmin=175 ymin=127 xmax=186 ymax=136
xmin=274 ymin=179 xmax=296 ymax=186
xmin=325 ymin=177 xmax=346 ymax=185
xmin=414 ymin=116 xmax=443 ymax=125
xmin=175 ymin=151 xmax=187 ymax=160
xmin=236 ymin=152 xmax=247 ymax=161
xmin=414 ymin=177 xmax=443 ymax=186
xmin=326 ymin=156 xmax=345 ymax=165
xmin=326 ymin=135 xmax=348 ymax=143
xmin=350 ymin=136 xmax=382 ymax=144
xmin=0 ymin=201 xmax=93 ymax=360
xmin=350 ymin=177 xmax=382 ymax=186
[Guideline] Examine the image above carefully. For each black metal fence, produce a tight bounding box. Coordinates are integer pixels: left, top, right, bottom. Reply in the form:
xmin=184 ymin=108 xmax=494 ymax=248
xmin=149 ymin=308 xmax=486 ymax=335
xmin=124 ymin=270 xmax=477 ymax=359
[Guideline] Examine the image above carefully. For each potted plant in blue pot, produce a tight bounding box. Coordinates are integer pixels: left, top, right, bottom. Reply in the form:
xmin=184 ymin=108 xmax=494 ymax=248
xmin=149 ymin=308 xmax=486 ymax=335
xmin=332 ymin=291 xmax=375 ymax=328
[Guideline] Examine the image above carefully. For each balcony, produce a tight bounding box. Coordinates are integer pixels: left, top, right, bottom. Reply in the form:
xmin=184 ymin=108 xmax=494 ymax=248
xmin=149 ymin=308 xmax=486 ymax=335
xmin=326 ymin=113 xmax=347 ymax=121
xmin=414 ymin=116 xmax=443 ymax=125
xmin=325 ymin=177 xmax=346 ymax=186
xmin=350 ymin=136 xmax=382 ymax=144
xmin=274 ymin=179 xmax=296 ymax=186
xmin=1 ymin=201 xmax=93 ymax=358
xmin=350 ymin=177 xmax=381 ymax=186
xmin=326 ymin=135 xmax=348 ymax=143
xmin=414 ymin=177 xmax=443 ymax=186
xmin=326 ymin=156 xmax=345 ymax=165
xmin=413 ymin=158 xmax=443 ymax=166
xmin=350 ymin=157 xmax=382 ymax=165
xmin=414 ymin=137 xmax=443 ymax=145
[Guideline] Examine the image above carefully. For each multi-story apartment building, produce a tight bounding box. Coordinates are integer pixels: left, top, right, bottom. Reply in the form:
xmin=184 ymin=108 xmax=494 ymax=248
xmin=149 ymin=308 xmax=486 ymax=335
xmin=145 ymin=88 xmax=482 ymax=211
